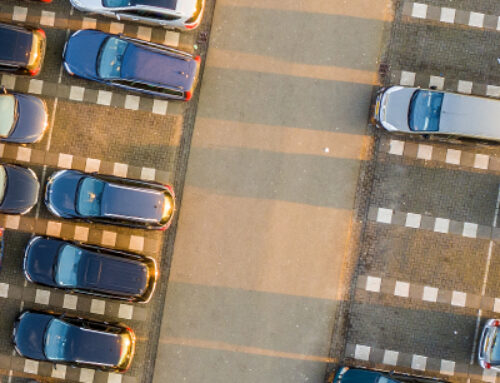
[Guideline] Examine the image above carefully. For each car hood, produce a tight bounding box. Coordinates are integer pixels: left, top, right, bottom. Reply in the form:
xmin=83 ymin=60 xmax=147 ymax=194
xmin=14 ymin=312 xmax=51 ymax=360
xmin=339 ymin=369 xmax=378 ymax=383
xmin=64 ymin=30 xmax=107 ymax=79
xmin=24 ymin=237 xmax=61 ymax=286
xmin=9 ymin=94 xmax=47 ymax=144
xmin=101 ymin=183 xmax=164 ymax=223
xmin=381 ymin=86 xmax=415 ymax=132
xmin=46 ymin=170 xmax=84 ymax=217
xmin=121 ymin=44 xmax=197 ymax=91
xmin=1 ymin=165 xmax=39 ymax=214
xmin=0 ymin=27 xmax=32 ymax=65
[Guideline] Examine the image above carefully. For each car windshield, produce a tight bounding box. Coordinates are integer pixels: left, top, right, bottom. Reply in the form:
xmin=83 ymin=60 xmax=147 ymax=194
xmin=408 ymin=90 xmax=444 ymax=132
xmin=77 ymin=177 xmax=105 ymax=217
xmin=0 ymin=95 xmax=16 ymax=138
xmin=98 ymin=37 xmax=128 ymax=79
xmin=44 ymin=318 xmax=73 ymax=361
xmin=55 ymin=244 xmax=83 ymax=287
xmin=490 ymin=330 xmax=500 ymax=363
xmin=102 ymin=0 xmax=131 ymax=6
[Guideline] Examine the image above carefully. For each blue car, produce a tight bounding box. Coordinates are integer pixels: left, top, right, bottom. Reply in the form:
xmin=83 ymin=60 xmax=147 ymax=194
xmin=0 ymin=163 xmax=39 ymax=215
xmin=63 ymin=29 xmax=200 ymax=101
xmin=45 ymin=170 xmax=175 ymax=230
xmin=329 ymin=367 xmax=449 ymax=383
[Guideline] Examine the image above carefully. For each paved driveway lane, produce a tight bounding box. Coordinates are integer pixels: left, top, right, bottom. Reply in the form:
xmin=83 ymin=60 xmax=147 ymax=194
xmin=154 ymin=0 xmax=392 ymax=382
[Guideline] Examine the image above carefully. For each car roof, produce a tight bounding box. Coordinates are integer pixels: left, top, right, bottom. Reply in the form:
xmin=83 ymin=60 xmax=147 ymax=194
xmin=0 ymin=24 xmax=32 ymax=65
xmin=133 ymin=0 xmax=177 ymax=9
xmin=121 ymin=43 xmax=195 ymax=90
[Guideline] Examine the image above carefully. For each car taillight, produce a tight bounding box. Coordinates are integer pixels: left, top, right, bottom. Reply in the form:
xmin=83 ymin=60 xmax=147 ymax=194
xmin=494 ymin=320 xmax=500 ymax=327
xmin=194 ymin=55 xmax=201 ymax=63
xmin=29 ymin=67 xmax=40 ymax=76
xmin=485 ymin=362 xmax=491 ymax=369
xmin=36 ymin=28 xmax=46 ymax=38
xmin=185 ymin=23 xmax=197 ymax=29
xmin=185 ymin=91 xmax=192 ymax=101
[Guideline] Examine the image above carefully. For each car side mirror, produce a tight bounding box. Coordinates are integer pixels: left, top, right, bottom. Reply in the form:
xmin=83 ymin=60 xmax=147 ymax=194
xmin=0 ymin=86 xmax=6 ymax=95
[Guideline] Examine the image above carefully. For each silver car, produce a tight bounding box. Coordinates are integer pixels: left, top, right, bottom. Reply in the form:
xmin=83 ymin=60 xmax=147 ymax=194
xmin=478 ymin=319 xmax=500 ymax=371
xmin=69 ymin=0 xmax=205 ymax=30
xmin=374 ymin=86 xmax=500 ymax=142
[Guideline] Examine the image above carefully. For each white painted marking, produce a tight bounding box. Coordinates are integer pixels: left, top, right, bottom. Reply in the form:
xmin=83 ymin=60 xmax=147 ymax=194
xmin=28 ymin=79 xmax=43 ymax=95
xmin=383 ymin=350 xmax=399 ymax=366
xmin=40 ymin=10 xmax=56 ymax=26
xmin=389 ymin=139 xmax=405 ymax=155
xmin=429 ymin=75 xmax=445 ymax=90
xmin=487 ymin=85 xmax=500 ymax=98
xmin=494 ymin=298 xmax=500 ymax=313
xmin=102 ymin=231 xmax=117 ymax=247
xmin=422 ymin=286 xmax=439 ymax=302
xmin=124 ymin=94 xmax=140 ymax=110
xmin=463 ymin=222 xmax=478 ymax=238
xmin=440 ymin=7 xmax=456 ymax=23
xmin=137 ymin=26 xmax=152 ymax=41
xmin=457 ymin=80 xmax=473 ymax=94
xmin=1 ymin=74 xmax=16 ymax=89
xmin=63 ymin=294 xmax=78 ymax=310
xmin=35 ymin=289 xmax=50 ymax=305
xmin=109 ymin=22 xmax=124 ymax=34
xmin=113 ymin=162 xmax=128 ymax=177
xmin=79 ymin=368 xmax=95 ymax=383
xmin=365 ymin=276 xmax=381 ymax=293
xmin=497 ymin=17 xmax=500 ymax=31
xmin=108 ymin=373 xmax=123 ymax=383
xmin=90 ymin=299 xmax=106 ymax=315
xmin=69 ymin=86 xmax=85 ymax=102
xmin=12 ymin=6 xmax=28 ymax=22
xmin=417 ymin=144 xmax=433 ymax=160
xmin=74 ymin=225 xmax=89 ymax=242
xmin=82 ymin=17 xmax=97 ymax=30
xmin=0 ymin=283 xmax=9 ymax=298
xmin=411 ymin=354 xmax=427 ymax=371
xmin=354 ymin=344 xmax=371 ymax=361
xmin=400 ymin=70 xmax=416 ymax=86
xmin=141 ymin=167 xmax=156 ymax=181
xmin=23 ymin=359 xmax=39 ymax=374
xmin=411 ymin=3 xmax=428 ymax=19
xmin=376 ymin=208 xmax=393 ymax=224
xmin=445 ymin=149 xmax=461 ymax=165
xmin=46 ymin=221 xmax=62 ymax=237
xmin=97 ymin=90 xmax=113 ymax=106
xmin=469 ymin=12 xmax=485 ymax=28
xmin=51 ymin=364 xmax=67 ymax=379
xmin=164 ymin=31 xmax=180 ymax=47
xmin=405 ymin=213 xmax=421 ymax=229
xmin=440 ymin=359 xmax=455 ymax=376
xmin=16 ymin=147 xmax=31 ymax=162
xmin=5 ymin=215 xmax=20 ymax=230
xmin=394 ymin=281 xmax=410 ymax=298
xmin=451 ymin=291 xmax=467 ymax=307
xmin=129 ymin=235 xmax=145 ymax=252
xmin=474 ymin=154 xmax=490 ymax=170
xmin=58 ymin=153 xmax=73 ymax=169
xmin=434 ymin=218 xmax=450 ymax=234
xmin=85 ymin=158 xmax=101 ymax=173
xmin=482 ymin=369 xmax=497 ymax=383
xmin=118 ymin=304 xmax=134 ymax=320
xmin=152 ymin=99 xmax=169 ymax=115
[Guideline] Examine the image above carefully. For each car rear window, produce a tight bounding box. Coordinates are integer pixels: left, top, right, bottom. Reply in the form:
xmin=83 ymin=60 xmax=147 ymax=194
xmin=103 ymin=0 xmax=131 ymax=6
xmin=409 ymin=90 xmax=444 ymax=132
xmin=0 ymin=25 xmax=32 ymax=65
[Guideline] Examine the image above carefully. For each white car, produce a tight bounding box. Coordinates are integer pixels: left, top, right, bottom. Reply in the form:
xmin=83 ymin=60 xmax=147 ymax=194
xmin=70 ymin=0 xmax=205 ymax=30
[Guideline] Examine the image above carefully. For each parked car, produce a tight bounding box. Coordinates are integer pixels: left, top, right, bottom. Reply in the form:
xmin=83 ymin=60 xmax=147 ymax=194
xmin=373 ymin=86 xmax=500 ymax=142
xmin=69 ymin=0 xmax=205 ymax=30
xmin=328 ymin=366 xmax=449 ymax=383
xmin=45 ymin=169 xmax=175 ymax=230
xmin=24 ymin=236 xmax=158 ymax=302
xmin=478 ymin=319 xmax=500 ymax=371
xmin=63 ymin=30 xmax=200 ymax=100
xmin=12 ymin=310 xmax=135 ymax=372
xmin=0 ymin=163 xmax=39 ymax=215
xmin=0 ymin=88 xmax=48 ymax=143
xmin=0 ymin=23 xmax=46 ymax=76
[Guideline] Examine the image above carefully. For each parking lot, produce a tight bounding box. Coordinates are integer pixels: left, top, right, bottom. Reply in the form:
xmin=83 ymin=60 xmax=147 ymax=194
xmin=0 ymin=0 xmax=210 ymax=382
xmin=342 ymin=1 xmax=500 ymax=382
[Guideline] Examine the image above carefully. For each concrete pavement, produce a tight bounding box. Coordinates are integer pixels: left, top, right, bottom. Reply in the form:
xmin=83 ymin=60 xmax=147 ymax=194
xmin=153 ymin=0 xmax=392 ymax=381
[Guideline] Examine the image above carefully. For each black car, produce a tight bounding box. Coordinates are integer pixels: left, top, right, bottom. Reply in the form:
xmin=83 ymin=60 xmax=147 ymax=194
xmin=45 ymin=170 xmax=175 ymax=230
xmin=13 ymin=310 xmax=135 ymax=372
xmin=0 ymin=88 xmax=48 ymax=143
xmin=329 ymin=366 xmax=449 ymax=383
xmin=0 ymin=23 xmax=46 ymax=76
xmin=0 ymin=163 xmax=39 ymax=215
xmin=24 ymin=236 xmax=158 ymax=302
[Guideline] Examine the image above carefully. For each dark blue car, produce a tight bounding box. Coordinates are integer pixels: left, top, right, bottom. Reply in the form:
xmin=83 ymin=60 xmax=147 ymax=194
xmin=45 ymin=170 xmax=175 ymax=230
xmin=329 ymin=367 xmax=449 ymax=383
xmin=0 ymin=88 xmax=48 ymax=144
xmin=24 ymin=236 xmax=158 ymax=302
xmin=63 ymin=29 xmax=200 ymax=100
xmin=0 ymin=163 xmax=39 ymax=215
xmin=13 ymin=311 xmax=135 ymax=372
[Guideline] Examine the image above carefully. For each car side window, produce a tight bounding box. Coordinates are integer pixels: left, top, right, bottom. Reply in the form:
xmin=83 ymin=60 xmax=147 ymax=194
xmin=114 ymin=79 xmax=183 ymax=97
xmin=119 ymin=10 xmax=180 ymax=20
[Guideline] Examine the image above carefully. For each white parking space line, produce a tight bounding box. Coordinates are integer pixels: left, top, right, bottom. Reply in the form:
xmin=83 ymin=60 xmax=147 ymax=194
xmin=440 ymin=7 xmax=455 ymax=23
xmin=376 ymin=208 xmax=393 ymax=224
xmin=124 ymin=95 xmax=140 ymax=110
xmin=394 ymin=281 xmax=410 ymax=298
xmin=354 ymin=344 xmax=371 ymax=361
xmin=79 ymin=368 xmax=95 ymax=383
xmin=4 ymin=215 xmax=20 ymax=230
xmin=12 ymin=6 xmax=27 ymax=22
xmin=34 ymin=289 xmax=50 ymax=305
xmin=85 ymin=158 xmax=101 ymax=173
xmin=63 ymin=294 xmax=78 ymax=310
xmin=445 ymin=149 xmax=461 ymax=165
xmin=46 ymin=221 xmax=62 ymax=237
xmin=463 ymin=222 xmax=478 ymax=238
xmin=129 ymin=235 xmax=145 ymax=252
xmin=118 ymin=304 xmax=134 ymax=320
xmin=108 ymin=373 xmax=123 ymax=383
xmin=152 ymin=99 xmax=169 ymax=115
xmin=482 ymin=369 xmax=497 ymax=383
xmin=58 ymin=153 xmax=73 ymax=169
xmin=97 ymin=90 xmax=113 ymax=106
xmin=487 ymin=85 xmax=500 ymax=98
xmin=0 ymin=282 xmax=9 ymax=298
xmin=411 ymin=355 xmax=427 ymax=371
xmin=113 ymin=162 xmax=129 ymax=177
xmin=74 ymin=225 xmax=89 ymax=242
xmin=416 ymin=144 xmax=432 ymax=160
xmin=365 ymin=276 xmax=382 ymax=293
xmin=383 ymin=350 xmax=399 ymax=366
xmin=90 ymin=299 xmax=106 ymax=315
xmin=51 ymin=364 xmax=67 ymax=379
xmin=451 ymin=291 xmax=467 ymax=307
xmin=16 ymin=147 xmax=31 ymax=162
xmin=23 ymin=359 xmax=39 ymax=375
xmin=40 ymin=10 xmax=56 ymax=26
xmin=440 ymin=360 xmax=455 ymax=376
xmin=422 ymin=286 xmax=438 ymax=302
xmin=389 ymin=140 xmax=405 ymax=156
xmin=474 ymin=154 xmax=490 ymax=170
xmin=137 ymin=26 xmax=152 ymax=41
xmin=69 ymin=86 xmax=85 ymax=102
xmin=399 ymin=70 xmax=416 ymax=86
xmin=82 ymin=17 xmax=97 ymax=30
xmin=405 ymin=213 xmax=421 ymax=229
xmin=101 ymin=231 xmax=117 ymax=247
xmin=494 ymin=298 xmax=500 ymax=313
xmin=1 ymin=74 xmax=16 ymax=89
xmin=457 ymin=80 xmax=473 ymax=94
xmin=110 ymin=22 xmax=125 ymax=34
xmin=411 ymin=3 xmax=427 ymax=19
xmin=28 ymin=79 xmax=43 ymax=95
xmin=141 ymin=167 xmax=156 ymax=181
xmin=433 ymin=218 xmax=450 ymax=234
xmin=164 ymin=31 xmax=181 ymax=47
xmin=428 ymin=75 xmax=445 ymax=90
xmin=469 ymin=12 xmax=485 ymax=28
